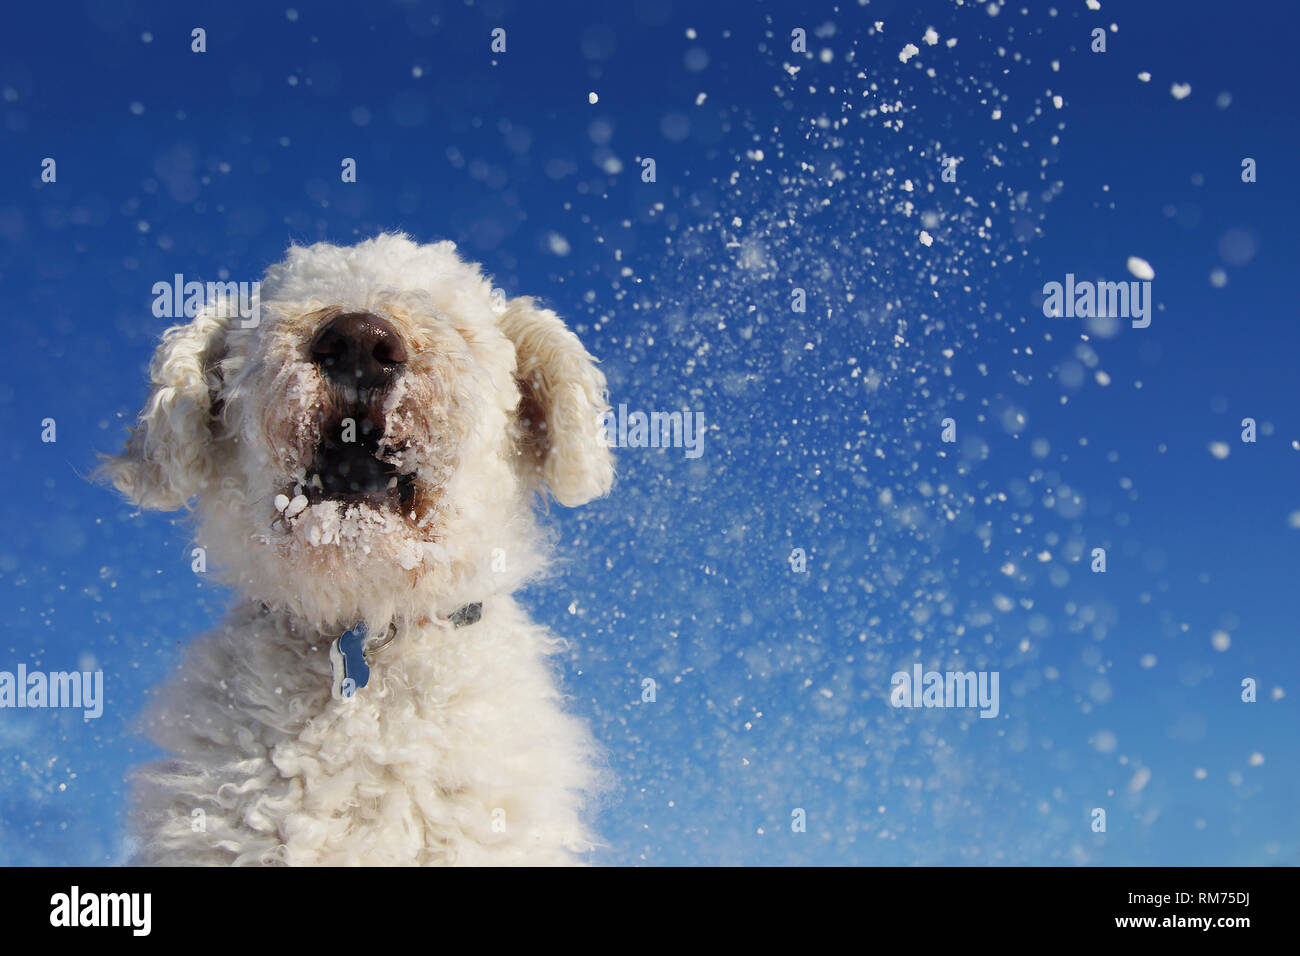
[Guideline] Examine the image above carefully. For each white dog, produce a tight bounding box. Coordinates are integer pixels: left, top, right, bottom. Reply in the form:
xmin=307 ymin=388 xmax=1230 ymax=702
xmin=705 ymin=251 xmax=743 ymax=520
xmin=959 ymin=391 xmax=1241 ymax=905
xmin=103 ymin=234 xmax=614 ymax=865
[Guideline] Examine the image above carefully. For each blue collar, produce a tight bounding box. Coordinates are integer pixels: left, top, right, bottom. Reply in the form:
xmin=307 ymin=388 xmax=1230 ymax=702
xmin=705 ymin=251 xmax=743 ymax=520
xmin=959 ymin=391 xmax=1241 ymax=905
xmin=329 ymin=603 xmax=482 ymax=700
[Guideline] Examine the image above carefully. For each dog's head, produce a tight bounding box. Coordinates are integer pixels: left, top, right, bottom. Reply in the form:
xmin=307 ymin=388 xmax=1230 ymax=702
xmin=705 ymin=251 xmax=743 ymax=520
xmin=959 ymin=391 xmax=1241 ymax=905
xmin=102 ymin=234 xmax=613 ymax=627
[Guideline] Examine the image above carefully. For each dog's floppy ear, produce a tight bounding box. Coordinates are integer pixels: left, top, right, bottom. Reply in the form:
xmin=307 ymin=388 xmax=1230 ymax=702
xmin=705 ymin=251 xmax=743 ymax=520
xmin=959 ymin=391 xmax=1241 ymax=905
xmin=101 ymin=306 xmax=230 ymax=511
xmin=500 ymin=296 xmax=614 ymax=507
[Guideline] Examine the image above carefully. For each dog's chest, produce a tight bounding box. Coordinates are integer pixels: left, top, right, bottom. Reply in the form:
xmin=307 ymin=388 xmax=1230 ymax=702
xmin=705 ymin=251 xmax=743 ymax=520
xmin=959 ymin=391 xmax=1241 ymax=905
xmin=149 ymin=607 xmax=590 ymax=864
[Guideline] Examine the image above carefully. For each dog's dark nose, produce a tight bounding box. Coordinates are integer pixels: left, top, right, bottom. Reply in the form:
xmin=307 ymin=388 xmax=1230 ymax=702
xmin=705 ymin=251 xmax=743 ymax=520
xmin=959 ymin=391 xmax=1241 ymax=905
xmin=310 ymin=312 xmax=408 ymax=389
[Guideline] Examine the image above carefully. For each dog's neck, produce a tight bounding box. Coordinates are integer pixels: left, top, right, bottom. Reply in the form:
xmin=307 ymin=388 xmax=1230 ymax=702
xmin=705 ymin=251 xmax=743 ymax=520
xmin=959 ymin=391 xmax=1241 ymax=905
xmin=253 ymin=600 xmax=484 ymax=641
xmin=251 ymin=599 xmax=486 ymax=701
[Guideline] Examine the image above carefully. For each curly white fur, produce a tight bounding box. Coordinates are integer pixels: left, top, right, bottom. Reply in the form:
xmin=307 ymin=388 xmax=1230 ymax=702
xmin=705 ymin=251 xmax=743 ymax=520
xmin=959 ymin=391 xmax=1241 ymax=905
xmin=102 ymin=234 xmax=615 ymax=865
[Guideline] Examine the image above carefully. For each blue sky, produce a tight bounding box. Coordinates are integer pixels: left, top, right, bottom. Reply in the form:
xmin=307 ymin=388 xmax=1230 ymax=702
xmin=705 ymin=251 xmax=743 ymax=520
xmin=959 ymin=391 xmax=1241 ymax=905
xmin=0 ymin=0 xmax=1296 ymax=865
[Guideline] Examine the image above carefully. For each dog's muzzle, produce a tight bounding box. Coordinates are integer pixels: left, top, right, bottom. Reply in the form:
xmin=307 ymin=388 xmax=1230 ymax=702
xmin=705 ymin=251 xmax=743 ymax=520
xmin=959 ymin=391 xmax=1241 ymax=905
xmin=300 ymin=312 xmax=417 ymax=510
